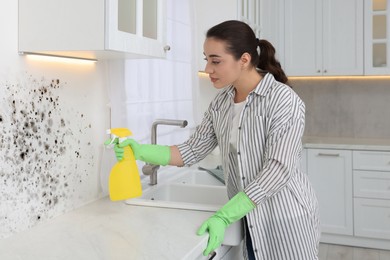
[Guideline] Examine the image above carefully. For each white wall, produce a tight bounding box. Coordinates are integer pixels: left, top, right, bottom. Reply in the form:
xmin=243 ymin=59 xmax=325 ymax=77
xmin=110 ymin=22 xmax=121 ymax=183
xmin=0 ymin=0 xmax=109 ymax=238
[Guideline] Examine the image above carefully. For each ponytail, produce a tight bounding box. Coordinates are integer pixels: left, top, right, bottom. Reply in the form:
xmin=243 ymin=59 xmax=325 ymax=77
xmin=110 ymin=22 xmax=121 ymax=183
xmin=257 ymin=39 xmax=289 ymax=85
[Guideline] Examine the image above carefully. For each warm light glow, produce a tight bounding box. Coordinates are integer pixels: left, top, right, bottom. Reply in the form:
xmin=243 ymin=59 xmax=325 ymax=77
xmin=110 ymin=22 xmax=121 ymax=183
xmin=198 ymin=71 xmax=209 ymax=77
xmin=20 ymin=52 xmax=97 ymax=65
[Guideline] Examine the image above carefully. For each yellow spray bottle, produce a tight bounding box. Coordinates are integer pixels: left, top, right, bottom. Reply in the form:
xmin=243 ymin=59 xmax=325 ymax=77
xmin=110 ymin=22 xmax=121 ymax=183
xmin=106 ymin=128 xmax=142 ymax=201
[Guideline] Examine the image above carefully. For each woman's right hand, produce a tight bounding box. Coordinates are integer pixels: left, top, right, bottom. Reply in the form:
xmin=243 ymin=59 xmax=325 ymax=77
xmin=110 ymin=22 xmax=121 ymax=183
xmin=115 ymin=139 xmax=141 ymax=161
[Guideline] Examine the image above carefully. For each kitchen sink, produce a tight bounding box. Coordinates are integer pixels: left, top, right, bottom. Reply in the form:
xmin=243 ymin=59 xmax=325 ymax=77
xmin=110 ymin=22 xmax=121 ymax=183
xmin=125 ymin=167 xmax=243 ymax=246
xmin=126 ymin=183 xmax=228 ymax=211
xmin=173 ymin=170 xmax=225 ymax=186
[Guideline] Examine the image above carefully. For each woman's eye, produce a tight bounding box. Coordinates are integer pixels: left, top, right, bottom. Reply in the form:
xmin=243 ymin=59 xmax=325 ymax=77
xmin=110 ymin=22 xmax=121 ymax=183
xmin=203 ymin=57 xmax=220 ymax=64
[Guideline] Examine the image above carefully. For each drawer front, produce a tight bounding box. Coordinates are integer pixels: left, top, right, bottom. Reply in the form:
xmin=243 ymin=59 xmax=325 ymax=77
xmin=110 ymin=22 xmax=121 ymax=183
xmin=354 ymin=170 xmax=390 ymax=199
xmin=354 ymin=198 xmax=390 ymax=240
xmin=353 ymin=151 xmax=390 ymax=171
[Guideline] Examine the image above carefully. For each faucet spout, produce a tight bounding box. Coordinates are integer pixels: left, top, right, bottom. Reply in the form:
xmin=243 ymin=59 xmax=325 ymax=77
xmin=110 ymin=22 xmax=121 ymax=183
xmin=143 ymin=119 xmax=188 ymax=185
xmin=151 ymin=119 xmax=188 ymax=144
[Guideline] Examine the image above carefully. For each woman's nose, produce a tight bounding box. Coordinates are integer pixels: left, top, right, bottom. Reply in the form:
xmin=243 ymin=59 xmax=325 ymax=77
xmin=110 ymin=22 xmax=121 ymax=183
xmin=204 ymin=62 xmax=213 ymax=74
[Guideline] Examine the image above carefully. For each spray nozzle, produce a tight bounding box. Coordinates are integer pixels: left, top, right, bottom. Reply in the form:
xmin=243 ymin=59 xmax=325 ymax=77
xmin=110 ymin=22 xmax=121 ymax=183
xmin=105 ymin=128 xmax=133 ymax=148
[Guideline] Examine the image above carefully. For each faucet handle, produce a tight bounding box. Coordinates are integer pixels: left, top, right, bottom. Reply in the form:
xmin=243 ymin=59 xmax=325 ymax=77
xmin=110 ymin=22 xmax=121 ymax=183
xmin=142 ymin=164 xmax=160 ymax=176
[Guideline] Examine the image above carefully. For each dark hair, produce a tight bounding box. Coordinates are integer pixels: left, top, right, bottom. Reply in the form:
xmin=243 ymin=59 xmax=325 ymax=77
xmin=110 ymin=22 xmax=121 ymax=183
xmin=206 ymin=20 xmax=288 ymax=85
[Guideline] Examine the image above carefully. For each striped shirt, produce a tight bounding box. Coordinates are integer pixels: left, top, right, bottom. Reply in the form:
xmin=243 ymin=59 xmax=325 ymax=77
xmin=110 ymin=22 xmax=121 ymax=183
xmin=178 ymin=73 xmax=320 ymax=260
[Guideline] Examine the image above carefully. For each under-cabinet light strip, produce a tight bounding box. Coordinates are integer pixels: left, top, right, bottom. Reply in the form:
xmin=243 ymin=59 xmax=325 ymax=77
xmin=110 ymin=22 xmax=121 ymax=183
xmin=19 ymin=51 xmax=98 ymax=63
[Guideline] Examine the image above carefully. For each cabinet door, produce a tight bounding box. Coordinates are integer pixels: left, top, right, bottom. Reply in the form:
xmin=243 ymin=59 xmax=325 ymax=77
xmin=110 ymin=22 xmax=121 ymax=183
xmin=107 ymin=0 xmax=167 ymax=58
xmin=354 ymin=198 xmax=390 ymax=240
xmin=285 ymin=0 xmax=363 ymax=76
xmin=259 ymin=0 xmax=285 ymax=67
xmin=322 ymin=0 xmax=363 ymax=75
xmin=364 ymin=0 xmax=390 ymax=75
xmin=307 ymin=149 xmax=353 ymax=235
xmin=284 ymin=0 xmax=322 ymax=76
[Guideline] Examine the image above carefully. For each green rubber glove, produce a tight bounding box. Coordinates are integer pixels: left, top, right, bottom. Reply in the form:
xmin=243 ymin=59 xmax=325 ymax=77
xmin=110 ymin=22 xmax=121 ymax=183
xmin=113 ymin=138 xmax=171 ymax=166
xmin=197 ymin=191 xmax=255 ymax=256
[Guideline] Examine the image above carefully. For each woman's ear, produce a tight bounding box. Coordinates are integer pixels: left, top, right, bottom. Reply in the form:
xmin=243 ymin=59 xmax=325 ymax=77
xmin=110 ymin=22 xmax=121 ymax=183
xmin=240 ymin=52 xmax=252 ymax=69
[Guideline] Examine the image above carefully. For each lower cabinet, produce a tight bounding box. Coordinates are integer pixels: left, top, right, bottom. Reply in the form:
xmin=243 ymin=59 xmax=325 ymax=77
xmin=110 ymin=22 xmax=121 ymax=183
xmin=306 ymin=147 xmax=390 ymax=250
xmin=354 ymin=198 xmax=390 ymax=240
xmin=352 ymin=151 xmax=390 ymax=242
xmin=307 ymin=149 xmax=353 ymax=235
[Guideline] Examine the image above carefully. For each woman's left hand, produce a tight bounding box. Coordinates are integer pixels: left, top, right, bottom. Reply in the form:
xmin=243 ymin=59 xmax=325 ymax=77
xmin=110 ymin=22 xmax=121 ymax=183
xmin=197 ymin=216 xmax=227 ymax=256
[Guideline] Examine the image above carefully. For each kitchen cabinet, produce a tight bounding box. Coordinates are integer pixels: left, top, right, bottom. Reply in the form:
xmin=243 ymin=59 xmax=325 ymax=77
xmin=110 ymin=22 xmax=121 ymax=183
xmin=284 ymin=0 xmax=364 ymax=76
xmin=194 ymin=0 xmax=261 ymax=71
xmin=364 ymin=0 xmax=390 ymax=75
xmin=18 ymin=0 xmax=168 ymax=60
xmin=307 ymin=149 xmax=353 ymax=235
xmin=259 ymin=0 xmax=285 ymax=67
xmin=353 ymin=151 xmax=390 ymax=240
xmin=304 ymin=139 xmax=390 ymax=250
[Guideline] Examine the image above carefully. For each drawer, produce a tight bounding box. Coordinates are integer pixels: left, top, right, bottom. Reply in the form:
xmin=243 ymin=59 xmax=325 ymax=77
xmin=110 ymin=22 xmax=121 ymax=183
xmin=353 ymin=151 xmax=390 ymax=171
xmin=354 ymin=170 xmax=390 ymax=200
xmin=354 ymin=198 xmax=390 ymax=240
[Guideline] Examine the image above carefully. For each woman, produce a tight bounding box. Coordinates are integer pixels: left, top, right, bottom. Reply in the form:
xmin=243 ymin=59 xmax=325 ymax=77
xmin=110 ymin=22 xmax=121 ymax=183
xmin=113 ymin=20 xmax=320 ymax=260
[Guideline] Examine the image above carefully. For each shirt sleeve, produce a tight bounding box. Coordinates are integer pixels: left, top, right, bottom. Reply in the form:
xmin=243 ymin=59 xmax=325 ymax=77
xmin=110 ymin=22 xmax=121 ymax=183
xmin=244 ymin=96 xmax=305 ymax=205
xmin=177 ymin=104 xmax=219 ymax=166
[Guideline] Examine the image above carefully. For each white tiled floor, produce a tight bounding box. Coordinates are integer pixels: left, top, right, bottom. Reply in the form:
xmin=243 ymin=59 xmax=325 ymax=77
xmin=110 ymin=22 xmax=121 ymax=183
xmin=319 ymin=243 xmax=390 ymax=260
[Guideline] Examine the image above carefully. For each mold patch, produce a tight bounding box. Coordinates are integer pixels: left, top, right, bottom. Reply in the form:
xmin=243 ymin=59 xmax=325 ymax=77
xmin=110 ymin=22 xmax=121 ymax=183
xmin=0 ymin=75 xmax=94 ymax=238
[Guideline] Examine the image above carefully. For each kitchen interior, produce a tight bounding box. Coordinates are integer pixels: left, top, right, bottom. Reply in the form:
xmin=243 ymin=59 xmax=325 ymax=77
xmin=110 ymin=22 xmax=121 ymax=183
xmin=0 ymin=0 xmax=390 ymax=259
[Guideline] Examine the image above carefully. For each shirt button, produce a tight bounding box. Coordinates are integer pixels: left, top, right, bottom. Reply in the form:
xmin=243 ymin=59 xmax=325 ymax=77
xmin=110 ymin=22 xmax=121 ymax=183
xmin=242 ymin=177 xmax=245 ymax=180
xmin=238 ymin=127 xmax=241 ymax=130
xmin=237 ymin=151 xmax=241 ymax=155
xmin=250 ymin=225 xmax=253 ymax=229
xmin=254 ymin=249 xmax=258 ymax=253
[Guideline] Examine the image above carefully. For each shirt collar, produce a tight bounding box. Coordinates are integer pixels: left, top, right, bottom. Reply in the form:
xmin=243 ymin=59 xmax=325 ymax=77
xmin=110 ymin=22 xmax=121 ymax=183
xmin=226 ymin=72 xmax=275 ymax=98
xmin=252 ymin=72 xmax=275 ymax=97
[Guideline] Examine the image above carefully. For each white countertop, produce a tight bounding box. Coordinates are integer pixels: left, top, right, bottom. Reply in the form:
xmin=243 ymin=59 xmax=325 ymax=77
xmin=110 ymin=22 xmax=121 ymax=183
xmin=3 ymin=137 xmax=389 ymax=260
xmin=0 ymin=196 xmax=212 ymax=260
xmin=303 ymin=136 xmax=390 ymax=151
xmin=0 ymin=164 xmax=223 ymax=260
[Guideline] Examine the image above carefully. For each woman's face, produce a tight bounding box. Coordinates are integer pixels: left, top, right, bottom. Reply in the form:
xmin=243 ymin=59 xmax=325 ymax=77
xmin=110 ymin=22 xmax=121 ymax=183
xmin=203 ymin=37 xmax=242 ymax=89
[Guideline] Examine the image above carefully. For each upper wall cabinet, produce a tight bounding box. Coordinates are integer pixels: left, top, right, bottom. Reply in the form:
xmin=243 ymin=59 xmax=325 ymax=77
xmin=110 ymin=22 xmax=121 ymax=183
xmin=364 ymin=0 xmax=390 ymax=75
xmin=194 ymin=0 xmax=261 ymax=71
xmin=284 ymin=0 xmax=364 ymax=76
xmin=18 ymin=0 xmax=168 ymax=60
xmin=259 ymin=0 xmax=285 ymax=68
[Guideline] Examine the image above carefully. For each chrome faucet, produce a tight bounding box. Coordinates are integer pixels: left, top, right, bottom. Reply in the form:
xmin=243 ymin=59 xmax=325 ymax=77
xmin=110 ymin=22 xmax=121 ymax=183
xmin=142 ymin=119 xmax=188 ymax=185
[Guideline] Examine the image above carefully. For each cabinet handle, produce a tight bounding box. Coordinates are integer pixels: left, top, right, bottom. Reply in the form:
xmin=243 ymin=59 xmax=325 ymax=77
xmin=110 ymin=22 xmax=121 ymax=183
xmin=317 ymin=69 xmax=321 ymax=73
xmin=164 ymin=45 xmax=171 ymax=51
xmin=323 ymin=69 xmax=327 ymax=73
xmin=318 ymin=153 xmax=340 ymax=157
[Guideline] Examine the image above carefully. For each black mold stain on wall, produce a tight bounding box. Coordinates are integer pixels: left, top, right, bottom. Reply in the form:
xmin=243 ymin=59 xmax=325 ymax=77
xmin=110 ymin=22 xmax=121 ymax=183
xmin=0 ymin=75 xmax=94 ymax=237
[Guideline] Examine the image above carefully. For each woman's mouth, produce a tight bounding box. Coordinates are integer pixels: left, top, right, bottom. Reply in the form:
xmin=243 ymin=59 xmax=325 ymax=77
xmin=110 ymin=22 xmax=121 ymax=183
xmin=210 ymin=77 xmax=218 ymax=83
